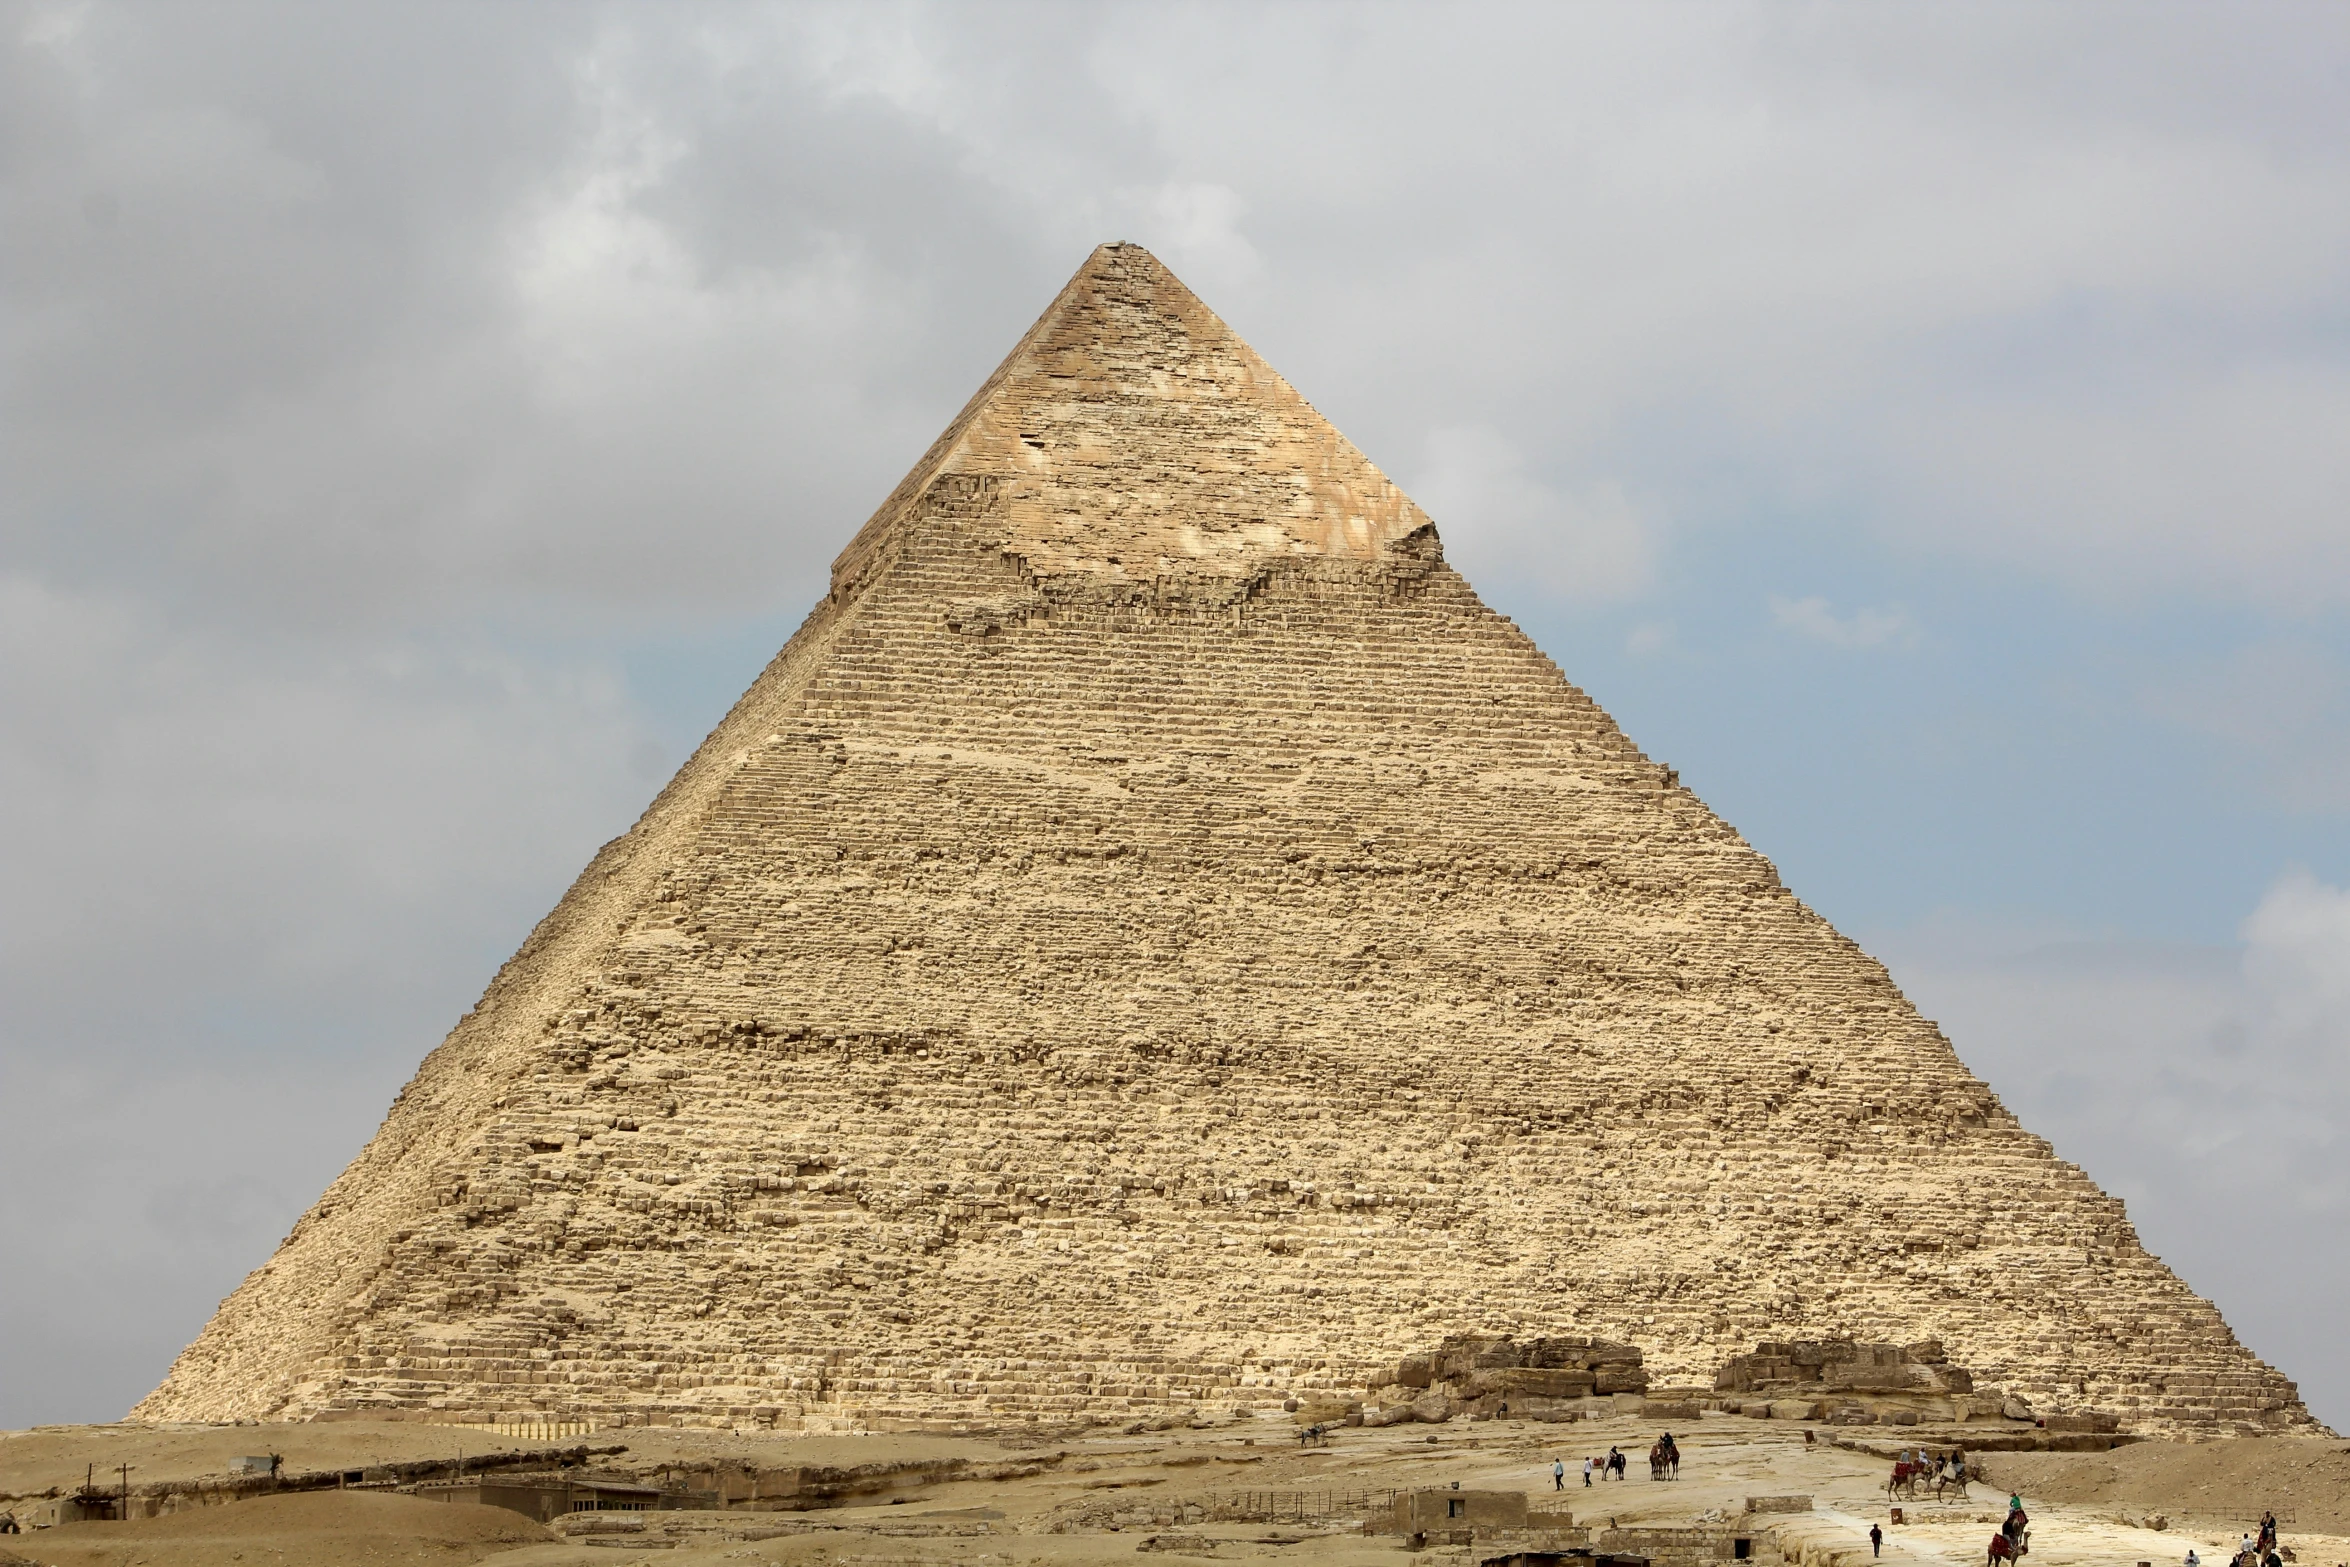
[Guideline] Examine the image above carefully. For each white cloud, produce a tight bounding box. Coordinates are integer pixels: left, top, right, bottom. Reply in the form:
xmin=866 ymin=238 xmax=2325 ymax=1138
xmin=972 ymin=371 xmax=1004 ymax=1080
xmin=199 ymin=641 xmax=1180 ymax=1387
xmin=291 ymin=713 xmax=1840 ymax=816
xmin=2241 ymin=869 xmax=2350 ymax=1049
xmin=1410 ymin=426 xmax=1655 ymax=602
xmin=1769 ymin=594 xmax=1920 ymax=649
xmin=1117 ymin=181 xmax=1262 ymax=294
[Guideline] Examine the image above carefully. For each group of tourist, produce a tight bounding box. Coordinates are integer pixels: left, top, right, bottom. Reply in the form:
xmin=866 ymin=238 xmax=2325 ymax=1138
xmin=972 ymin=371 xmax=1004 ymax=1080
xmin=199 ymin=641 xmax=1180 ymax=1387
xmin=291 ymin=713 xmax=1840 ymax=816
xmin=1953 ymin=1496 xmax=2302 ymax=1567
xmin=2180 ymin=1512 xmax=2290 ymax=1567
xmin=1887 ymin=1446 xmax=1968 ymax=1483
xmin=1907 ymin=1447 xmax=1966 ymax=1483
xmin=1561 ymin=1446 xmax=1624 ymax=1486
xmin=2232 ymin=1511 xmax=2286 ymax=1567
xmin=1554 ymin=1434 xmax=1678 ymax=1488
xmin=1872 ymin=1496 xmax=2020 ymax=1564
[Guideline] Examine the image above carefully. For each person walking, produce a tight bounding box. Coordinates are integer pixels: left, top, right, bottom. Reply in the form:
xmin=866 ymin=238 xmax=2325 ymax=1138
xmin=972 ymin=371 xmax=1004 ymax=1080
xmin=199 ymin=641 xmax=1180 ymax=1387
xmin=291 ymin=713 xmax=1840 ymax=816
xmin=1553 ymin=1458 xmax=1565 ymax=1491
xmin=1870 ymin=1523 xmax=1883 ymax=1558
xmin=1583 ymin=1456 xmax=1594 ymax=1487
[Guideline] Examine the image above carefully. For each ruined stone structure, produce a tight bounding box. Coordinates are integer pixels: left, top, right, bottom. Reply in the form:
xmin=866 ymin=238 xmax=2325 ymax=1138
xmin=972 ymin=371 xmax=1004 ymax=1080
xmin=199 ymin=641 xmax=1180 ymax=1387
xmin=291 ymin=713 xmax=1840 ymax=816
xmin=1362 ymin=1333 xmax=1650 ymax=1426
xmin=1716 ymin=1339 xmax=1974 ymax=1401
xmin=139 ymin=245 xmax=2316 ymax=1436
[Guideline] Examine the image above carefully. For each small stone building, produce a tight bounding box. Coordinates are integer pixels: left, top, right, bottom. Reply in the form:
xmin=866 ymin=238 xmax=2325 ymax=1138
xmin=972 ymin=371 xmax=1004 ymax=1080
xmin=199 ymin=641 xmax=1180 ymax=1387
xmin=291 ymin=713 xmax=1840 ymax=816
xmin=1385 ymin=1486 xmax=1529 ymax=1540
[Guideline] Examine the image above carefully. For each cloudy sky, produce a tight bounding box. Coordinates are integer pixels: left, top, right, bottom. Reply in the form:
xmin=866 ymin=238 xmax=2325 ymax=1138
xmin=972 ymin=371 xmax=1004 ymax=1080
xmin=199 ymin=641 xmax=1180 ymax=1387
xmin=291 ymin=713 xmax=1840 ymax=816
xmin=4 ymin=1 xmax=2347 ymax=1431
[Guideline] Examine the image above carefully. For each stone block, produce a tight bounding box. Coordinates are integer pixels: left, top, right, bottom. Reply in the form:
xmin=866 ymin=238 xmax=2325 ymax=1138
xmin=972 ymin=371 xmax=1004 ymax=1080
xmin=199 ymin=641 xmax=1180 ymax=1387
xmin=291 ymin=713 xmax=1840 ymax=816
xmin=2043 ymin=1411 xmax=2118 ymax=1434
xmin=1408 ymin=1391 xmax=1455 ymax=1424
xmin=1517 ymin=1397 xmax=1583 ymax=1423
xmin=1469 ymin=1367 xmax=1597 ymax=1399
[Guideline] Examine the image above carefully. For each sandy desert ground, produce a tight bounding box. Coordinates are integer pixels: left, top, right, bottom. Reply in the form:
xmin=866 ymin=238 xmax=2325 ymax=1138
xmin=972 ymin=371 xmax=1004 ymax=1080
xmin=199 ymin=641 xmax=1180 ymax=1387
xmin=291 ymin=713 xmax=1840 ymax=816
xmin=2 ymin=1412 xmax=2341 ymax=1567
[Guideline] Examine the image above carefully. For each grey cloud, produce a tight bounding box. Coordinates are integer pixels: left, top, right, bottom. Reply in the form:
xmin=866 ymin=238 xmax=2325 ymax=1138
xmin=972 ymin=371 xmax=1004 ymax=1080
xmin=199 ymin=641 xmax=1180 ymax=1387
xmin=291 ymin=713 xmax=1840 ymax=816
xmin=0 ymin=569 xmax=656 ymax=1422
xmin=1 ymin=1054 xmax=407 ymax=1426
xmin=15 ymin=2 xmax=2350 ymax=625
xmin=0 ymin=574 xmax=652 ymax=1052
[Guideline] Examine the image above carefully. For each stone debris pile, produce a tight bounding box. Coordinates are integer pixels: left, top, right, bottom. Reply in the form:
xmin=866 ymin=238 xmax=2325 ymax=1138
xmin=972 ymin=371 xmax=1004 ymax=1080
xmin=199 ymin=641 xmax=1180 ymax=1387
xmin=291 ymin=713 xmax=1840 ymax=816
xmin=1363 ymin=1334 xmax=1650 ymax=1424
xmin=1713 ymin=1339 xmax=1993 ymax=1425
xmin=1717 ymin=1339 xmax=1970 ymax=1397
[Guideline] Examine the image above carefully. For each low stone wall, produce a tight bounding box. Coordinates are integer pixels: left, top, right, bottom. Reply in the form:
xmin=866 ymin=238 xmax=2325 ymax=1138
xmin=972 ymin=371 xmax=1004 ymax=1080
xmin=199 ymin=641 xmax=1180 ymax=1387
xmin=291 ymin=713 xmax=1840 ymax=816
xmin=0 ymin=1443 xmax=626 ymax=1525
xmin=1469 ymin=1519 xmax=1788 ymax=1567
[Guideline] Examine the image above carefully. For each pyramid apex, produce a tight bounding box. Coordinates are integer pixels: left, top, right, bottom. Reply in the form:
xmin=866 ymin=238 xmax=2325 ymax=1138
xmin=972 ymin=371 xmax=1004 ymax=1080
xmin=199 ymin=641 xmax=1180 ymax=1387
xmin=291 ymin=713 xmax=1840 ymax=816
xmin=829 ymin=242 xmax=1435 ymax=597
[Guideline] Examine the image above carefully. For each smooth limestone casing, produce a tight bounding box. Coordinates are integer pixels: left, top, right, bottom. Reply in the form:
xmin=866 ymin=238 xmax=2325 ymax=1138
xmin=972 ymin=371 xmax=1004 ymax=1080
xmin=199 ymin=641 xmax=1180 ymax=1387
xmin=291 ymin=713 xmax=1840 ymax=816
xmin=137 ymin=244 xmax=2317 ymax=1437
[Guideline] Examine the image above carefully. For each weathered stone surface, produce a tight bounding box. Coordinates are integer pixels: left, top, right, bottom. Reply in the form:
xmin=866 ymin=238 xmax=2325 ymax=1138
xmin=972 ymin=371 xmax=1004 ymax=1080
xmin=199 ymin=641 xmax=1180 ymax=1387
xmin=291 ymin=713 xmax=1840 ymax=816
xmin=2044 ymin=1412 xmax=2120 ymax=1434
xmin=135 ymin=243 xmax=2319 ymax=1438
xmin=1474 ymin=1369 xmax=1597 ymax=1400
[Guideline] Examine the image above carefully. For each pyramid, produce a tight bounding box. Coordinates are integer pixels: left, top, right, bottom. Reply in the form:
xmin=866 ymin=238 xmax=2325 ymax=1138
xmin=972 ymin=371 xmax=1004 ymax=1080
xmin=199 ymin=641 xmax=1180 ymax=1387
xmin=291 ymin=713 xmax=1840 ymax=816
xmin=141 ymin=244 xmax=2316 ymax=1436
